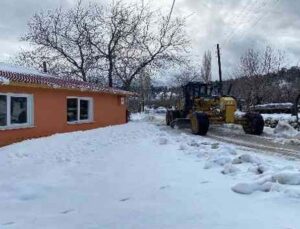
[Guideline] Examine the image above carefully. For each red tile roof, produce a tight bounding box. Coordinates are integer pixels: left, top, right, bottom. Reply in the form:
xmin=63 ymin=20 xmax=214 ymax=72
xmin=0 ymin=67 xmax=133 ymax=96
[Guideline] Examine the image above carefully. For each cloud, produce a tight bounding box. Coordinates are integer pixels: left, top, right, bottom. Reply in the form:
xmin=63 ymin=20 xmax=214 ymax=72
xmin=172 ymin=0 xmax=300 ymax=79
xmin=0 ymin=0 xmax=74 ymax=61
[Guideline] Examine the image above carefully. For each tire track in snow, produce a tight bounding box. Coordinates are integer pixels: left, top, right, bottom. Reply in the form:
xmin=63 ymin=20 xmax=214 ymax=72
xmin=143 ymin=115 xmax=300 ymax=160
xmin=207 ymin=131 xmax=300 ymax=159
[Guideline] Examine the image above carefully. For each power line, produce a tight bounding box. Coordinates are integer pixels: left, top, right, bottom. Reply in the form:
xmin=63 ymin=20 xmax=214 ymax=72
xmin=227 ymin=0 xmax=281 ymax=45
xmin=223 ymin=0 xmax=271 ymax=46
xmin=223 ymin=0 xmax=259 ymax=41
xmin=250 ymin=0 xmax=281 ymax=29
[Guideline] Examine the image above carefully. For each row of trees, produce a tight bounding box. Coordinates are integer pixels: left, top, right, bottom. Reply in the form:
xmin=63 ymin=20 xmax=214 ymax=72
xmin=16 ymin=0 xmax=188 ymax=90
xmin=172 ymin=50 xmax=212 ymax=86
xmin=138 ymin=45 xmax=298 ymax=110
xmin=230 ymin=46 xmax=294 ymax=107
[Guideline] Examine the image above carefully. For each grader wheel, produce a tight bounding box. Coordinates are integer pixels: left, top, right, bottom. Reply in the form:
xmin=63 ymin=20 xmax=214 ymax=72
xmin=191 ymin=112 xmax=209 ymax=136
xmin=242 ymin=112 xmax=264 ymax=135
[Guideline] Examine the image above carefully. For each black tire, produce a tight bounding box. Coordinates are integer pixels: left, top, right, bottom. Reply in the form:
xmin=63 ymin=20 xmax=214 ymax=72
xmin=190 ymin=112 xmax=209 ymax=136
xmin=242 ymin=112 xmax=264 ymax=135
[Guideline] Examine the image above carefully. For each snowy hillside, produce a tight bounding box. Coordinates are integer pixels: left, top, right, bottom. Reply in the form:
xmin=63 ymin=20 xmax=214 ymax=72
xmin=0 ymin=115 xmax=299 ymax=229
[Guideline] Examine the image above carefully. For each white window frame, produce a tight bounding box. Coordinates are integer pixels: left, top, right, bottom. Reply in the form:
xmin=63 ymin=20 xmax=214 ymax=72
xmin=67 ymin=97 xmax=93 ymax=124
xmin=0 ymin=93 xmax=34 ymax=130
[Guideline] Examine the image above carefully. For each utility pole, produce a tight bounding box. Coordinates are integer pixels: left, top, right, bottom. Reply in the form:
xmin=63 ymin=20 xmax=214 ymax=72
xmin=217 ymin=44 xmax=223 ymax=95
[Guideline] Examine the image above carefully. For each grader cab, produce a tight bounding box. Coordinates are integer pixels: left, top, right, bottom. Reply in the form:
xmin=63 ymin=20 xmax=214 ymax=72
xmin=166 ymin=82 xmax=265 ymax=136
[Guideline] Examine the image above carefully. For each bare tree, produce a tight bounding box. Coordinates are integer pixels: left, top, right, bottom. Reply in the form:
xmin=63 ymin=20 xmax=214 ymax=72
xmin=112 ymin=0 xmax=189 ymax=90
xmin=137 ymin=70 xmax=152 ymax=112
xmin=21 ymin=2 xmax=97 ymax=81
xmin=14 ymin=48 xmax=75 ymax=77
xmin=173 ymin=66 xmax=201 ymax=86
xmin=84 ymin=1 xmax=144 ymax=87
xmin=200 ymin=50 xmax=212 ymax=83
xmin=235 ymin=46 xmax=286 ymax=108
xmin=17 ymin=0 xmax=189 ymax=89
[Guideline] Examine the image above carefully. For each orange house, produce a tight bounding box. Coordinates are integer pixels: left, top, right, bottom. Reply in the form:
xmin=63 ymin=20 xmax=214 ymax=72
xmin=0 ymin=65 xmax=133 ymax=147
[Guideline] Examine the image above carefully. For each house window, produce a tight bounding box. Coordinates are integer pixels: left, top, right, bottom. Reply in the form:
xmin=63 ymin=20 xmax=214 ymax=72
xmin=67 ymin=97 xmax=93 ymax=123
xmin=0 ymin=93 xmax=33 ymax=129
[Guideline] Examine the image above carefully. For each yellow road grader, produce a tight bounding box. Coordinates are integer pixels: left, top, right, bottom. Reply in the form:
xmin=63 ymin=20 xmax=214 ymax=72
xmin=166 ymin=82 xmax=265 ymax=136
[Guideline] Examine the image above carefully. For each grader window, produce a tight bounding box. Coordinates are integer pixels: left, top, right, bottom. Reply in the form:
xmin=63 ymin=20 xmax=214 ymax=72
xmin=200 ymin=86 xmax=206 ymax=96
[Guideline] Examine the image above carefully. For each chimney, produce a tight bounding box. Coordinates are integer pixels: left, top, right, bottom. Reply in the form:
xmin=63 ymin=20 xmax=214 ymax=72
xmin=42 ymin=61 xmax=47 ymax=73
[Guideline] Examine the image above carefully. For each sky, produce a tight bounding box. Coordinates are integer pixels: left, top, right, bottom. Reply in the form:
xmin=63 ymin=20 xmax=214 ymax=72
xmin=1 ymin=0 xmax=300 ymax=80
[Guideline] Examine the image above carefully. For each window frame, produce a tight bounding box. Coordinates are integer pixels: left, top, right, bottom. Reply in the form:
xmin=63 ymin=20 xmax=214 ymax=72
xmin=0 ymin=92 xmax=34 ymax=130
xmin=67 ymin=96 xmax=93 ymax=124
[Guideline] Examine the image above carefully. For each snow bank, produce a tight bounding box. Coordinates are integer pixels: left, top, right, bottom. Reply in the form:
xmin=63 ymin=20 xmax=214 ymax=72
xmin=248 ymin=165 xmax=269 ymax=174
xmin=203 ymin=146 xmax=238 ymax=169
xmin=272 ymin=172 xmax=300 ymax=185
xmin=232 ymin=172 xmax=300 ymax=195
xmin=273 ymin=121 xmax=300 ymax=138
xmin=232 ymin=154 xmax=261 ymax=164
xmin=232 ymin=181 xmax=273 ymax=194
xmin=221 ymin=164 xmax=240 ymax=174
xmin=131 ymin=112 xmax=165 ymax=124
xmin=262 ymin=113 xmax=296 ymax=122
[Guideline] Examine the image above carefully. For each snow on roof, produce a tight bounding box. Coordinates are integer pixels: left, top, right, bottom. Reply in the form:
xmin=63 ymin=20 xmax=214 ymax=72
xmin=0 ymin=62 xmax=51 ymax=77
xmin=0 ymin=76 xmax=10 ymax=85
xmin=0 ymin=62 xmax=133 ymax=96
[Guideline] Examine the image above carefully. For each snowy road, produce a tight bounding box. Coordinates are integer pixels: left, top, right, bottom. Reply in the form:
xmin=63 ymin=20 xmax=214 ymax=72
xmin=207 ymin=125 xmax=300 ymax=159
xmin=0 ymin=117 xmax=300 ymax=229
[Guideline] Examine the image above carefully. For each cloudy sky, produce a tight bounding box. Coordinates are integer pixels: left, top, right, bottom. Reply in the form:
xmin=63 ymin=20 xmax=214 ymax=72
xmin=1 ymin=0 xmax=300 ymax=80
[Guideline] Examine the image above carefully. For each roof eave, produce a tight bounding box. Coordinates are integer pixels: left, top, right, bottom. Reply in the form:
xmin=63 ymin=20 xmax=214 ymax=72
xmin=0 ymin=82 xmax=135 ymax=97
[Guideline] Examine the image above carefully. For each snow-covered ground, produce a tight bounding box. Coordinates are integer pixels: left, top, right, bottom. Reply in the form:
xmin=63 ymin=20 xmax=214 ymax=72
xmin=262 ymin=113 xmax=297 ymax=122
xmin=0 ymin=114 xmax=300 ymax=229
xmin=235 ymin=110 xmax=297 ymax=123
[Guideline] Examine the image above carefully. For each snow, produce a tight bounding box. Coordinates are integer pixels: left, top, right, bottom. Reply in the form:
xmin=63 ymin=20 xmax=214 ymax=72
xmin=0 ymin=113 xmax=300 ymax=228
xmin=262 ymin=113 xmax=296 ymax=122
xmin=264 ymin=121 xmax=300 ymax=145
xmin=0 ymin=76 xmax=10 ymax=84
xmin=274 ymin=121 xmax=300 ymax=138
xmin=232 ymin=172 xmax=300 ymax=195
xmin=254 ymin=103 xmax=293 ymax=109
xmin=235 ymin=110 xmax=296 ymax=123
xmin=231 ymin=181 xmax=273 ymax=195
xmin=273 ymin=172 xmax=300 ymax=185
xmin=0 ymin=62 xmax=49 ymax=77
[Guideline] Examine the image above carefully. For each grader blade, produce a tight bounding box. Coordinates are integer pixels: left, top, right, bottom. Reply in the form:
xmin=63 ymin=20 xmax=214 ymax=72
xmin=170 ymin=118 xmax=191 ymax=129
